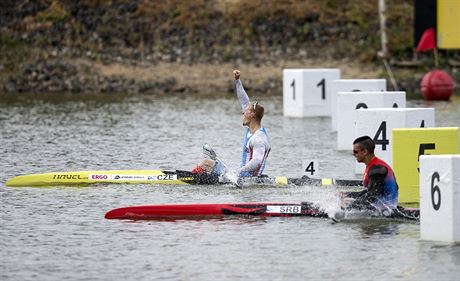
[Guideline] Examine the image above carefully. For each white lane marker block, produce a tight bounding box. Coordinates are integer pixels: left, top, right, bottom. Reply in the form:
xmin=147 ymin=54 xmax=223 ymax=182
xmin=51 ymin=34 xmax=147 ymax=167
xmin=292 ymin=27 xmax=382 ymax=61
xmin=283 ymin=69 xmax=340 ymax=117
xmin=302 ymin=159 xmax=319 ymax=177
xmin=336 ymin=91 xmax=406 ymax=150
xmin=331 ymin=79 xmax=386 ymax=131
xmin=420 ymin=155 xmax=460 ymax=242
xmin=354 ymin=108 xmax=435 ymax=174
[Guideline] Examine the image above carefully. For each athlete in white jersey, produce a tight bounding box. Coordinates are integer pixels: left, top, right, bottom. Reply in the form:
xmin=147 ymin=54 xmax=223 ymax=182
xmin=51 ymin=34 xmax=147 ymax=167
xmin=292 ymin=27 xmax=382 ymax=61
xmin=192 ymin=70 xmax=270 ymax=177
xmin=235 ymin=70 xmax=270 ymax=176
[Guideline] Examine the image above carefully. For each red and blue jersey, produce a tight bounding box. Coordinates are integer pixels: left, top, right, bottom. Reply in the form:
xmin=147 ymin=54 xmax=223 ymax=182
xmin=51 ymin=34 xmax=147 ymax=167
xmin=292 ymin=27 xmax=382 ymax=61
xmin=363 ymin=156 xmax=399 ymax=208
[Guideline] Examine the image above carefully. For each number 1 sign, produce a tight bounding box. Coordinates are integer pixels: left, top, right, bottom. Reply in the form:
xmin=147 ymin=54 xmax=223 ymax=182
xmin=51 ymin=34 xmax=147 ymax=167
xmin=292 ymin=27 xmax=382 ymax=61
xmin=283 ymin=69 xmax=340 ymax=117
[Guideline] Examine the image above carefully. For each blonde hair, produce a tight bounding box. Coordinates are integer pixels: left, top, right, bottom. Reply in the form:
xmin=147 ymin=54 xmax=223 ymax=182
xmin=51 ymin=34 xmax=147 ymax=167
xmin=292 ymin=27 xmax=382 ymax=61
xmin=252 ymin=102 xmax=264 ymax=121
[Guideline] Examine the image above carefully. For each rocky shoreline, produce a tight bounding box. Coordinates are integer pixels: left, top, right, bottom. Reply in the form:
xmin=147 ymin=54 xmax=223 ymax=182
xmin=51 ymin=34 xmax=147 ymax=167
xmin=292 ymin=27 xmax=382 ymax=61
xmin=2 ymin=54 xmax=454 ymax=98
xmin=3 ymin=60 xmax=177 ymax=95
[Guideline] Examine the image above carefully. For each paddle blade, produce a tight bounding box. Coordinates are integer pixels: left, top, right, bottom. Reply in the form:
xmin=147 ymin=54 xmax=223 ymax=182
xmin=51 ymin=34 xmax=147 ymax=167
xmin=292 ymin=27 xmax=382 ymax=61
xmin=203 ymin=144 xmax=217 ymax=160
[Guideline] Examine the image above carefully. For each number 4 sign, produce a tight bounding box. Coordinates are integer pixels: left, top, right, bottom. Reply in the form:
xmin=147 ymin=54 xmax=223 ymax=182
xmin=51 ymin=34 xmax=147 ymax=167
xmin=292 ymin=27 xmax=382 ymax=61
xmin=302 ymin=160 xmax=319 ymax=177
xmin=354 ymin=108 xmax=435 ymax=175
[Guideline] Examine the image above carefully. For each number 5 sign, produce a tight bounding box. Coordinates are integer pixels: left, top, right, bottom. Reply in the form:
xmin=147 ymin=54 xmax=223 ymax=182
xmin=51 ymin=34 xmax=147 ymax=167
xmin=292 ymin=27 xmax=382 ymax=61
xmin=392 ymin=127 xmax=459 ymax=204
xmin=283 ymin=69 xmax=340 ymax=117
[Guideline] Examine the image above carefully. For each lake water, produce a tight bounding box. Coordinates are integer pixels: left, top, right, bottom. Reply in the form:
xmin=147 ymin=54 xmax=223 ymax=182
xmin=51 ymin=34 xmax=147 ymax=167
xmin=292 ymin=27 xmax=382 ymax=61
xmin=1 ymin=92 xmax=459 ymax=281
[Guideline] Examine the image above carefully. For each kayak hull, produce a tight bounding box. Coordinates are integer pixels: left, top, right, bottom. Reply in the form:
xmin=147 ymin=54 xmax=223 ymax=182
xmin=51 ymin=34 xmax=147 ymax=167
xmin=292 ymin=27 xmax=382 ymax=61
xmin=105 ymin=202 xmax=420 ymax=221
xmin=104 ymin=202 xmax=327 ymax=220
xmin=6 ymin=170 xmax=363 ymax=188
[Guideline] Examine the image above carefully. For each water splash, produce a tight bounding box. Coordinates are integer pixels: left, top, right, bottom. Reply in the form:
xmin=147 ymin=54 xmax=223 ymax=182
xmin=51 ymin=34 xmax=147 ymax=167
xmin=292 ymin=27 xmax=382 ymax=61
xmin=299 ymin=186 xmax=343 ymax=218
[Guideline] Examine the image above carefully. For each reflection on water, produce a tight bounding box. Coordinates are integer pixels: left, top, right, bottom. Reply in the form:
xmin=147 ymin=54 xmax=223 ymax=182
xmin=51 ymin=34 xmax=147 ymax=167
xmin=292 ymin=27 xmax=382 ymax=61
xmin=350 ymin=220 xmax=403 ymax=238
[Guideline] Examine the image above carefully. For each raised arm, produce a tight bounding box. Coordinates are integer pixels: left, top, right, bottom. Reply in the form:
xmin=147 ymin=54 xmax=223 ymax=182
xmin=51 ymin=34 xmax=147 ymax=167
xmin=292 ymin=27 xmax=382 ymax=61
xmin=233 ymin=70 xmax=250 ymax=112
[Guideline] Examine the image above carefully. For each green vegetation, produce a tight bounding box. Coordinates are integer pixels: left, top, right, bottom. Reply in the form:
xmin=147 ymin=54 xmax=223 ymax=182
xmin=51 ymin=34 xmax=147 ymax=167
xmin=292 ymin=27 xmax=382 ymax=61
xmin=1 ymin=0 xmax=417 ymax=62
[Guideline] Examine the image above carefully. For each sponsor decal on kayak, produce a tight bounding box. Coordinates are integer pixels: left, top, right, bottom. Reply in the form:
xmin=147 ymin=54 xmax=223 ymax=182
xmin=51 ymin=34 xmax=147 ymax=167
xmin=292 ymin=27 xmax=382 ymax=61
xmin=147 ymin=174 xmax=177 ymax=181
xmin=111 ymin=175 xmax=146 ymax=180
xmin=266 ymin=205 xmax=301 ymax=214
xmin=53 ymin=174 xmax=85 ymax=180
xmin=89 ymin=174 xmax=109 ymax=180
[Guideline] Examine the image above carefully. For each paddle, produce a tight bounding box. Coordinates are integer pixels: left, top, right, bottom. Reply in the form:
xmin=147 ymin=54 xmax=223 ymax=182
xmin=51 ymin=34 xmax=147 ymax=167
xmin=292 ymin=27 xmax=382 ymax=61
xmin=202 ymin=144 xmax=242 ymax=188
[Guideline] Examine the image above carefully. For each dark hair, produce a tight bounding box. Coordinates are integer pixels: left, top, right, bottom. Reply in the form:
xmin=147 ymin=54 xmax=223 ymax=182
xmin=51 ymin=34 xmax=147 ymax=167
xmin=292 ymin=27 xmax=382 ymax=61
xmin=353 ymin=136 xmax=375 ymax=153
xmin=253 ymin=102 xmax=264 ymax=121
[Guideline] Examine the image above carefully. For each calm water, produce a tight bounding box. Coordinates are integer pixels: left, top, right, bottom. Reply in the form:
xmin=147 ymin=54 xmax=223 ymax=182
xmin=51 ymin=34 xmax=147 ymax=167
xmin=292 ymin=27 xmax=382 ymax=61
xmin=1 ymin=92 xmax=459 ymax=281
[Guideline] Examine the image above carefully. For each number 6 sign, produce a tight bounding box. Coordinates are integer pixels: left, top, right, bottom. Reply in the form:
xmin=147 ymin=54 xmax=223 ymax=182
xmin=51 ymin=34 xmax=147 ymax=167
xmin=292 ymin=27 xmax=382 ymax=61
xmin=420 ymin=155 xmax=460 ymax=242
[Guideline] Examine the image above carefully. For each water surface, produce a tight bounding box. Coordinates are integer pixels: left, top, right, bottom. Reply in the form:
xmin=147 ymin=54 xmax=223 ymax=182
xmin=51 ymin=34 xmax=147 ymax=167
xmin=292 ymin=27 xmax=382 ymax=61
xmin=1 ymin=93 xmax=459 ymax=280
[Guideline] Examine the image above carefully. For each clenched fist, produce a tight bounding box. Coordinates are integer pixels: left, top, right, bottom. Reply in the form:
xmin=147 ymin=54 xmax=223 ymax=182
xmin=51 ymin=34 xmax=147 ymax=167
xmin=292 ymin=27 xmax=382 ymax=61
xmin=233 ymin=70 xmax=240 ymax=80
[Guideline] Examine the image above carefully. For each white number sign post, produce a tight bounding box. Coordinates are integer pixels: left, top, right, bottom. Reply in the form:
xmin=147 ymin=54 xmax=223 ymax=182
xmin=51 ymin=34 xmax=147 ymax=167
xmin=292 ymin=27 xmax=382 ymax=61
xmin=302 ymin=159 xmax=319 ymax=177
xmin=354 ymin=108 xmax=435 ymax=174
xmin=420 ymin=155 xmax=460 ymax=242
xmin=331 ymin=79 xmax=386 ymax=131
xmin=336 ymin=91 xmax=406 ymax=150
xmin=283 ymin=69 xmax=340 ymax=117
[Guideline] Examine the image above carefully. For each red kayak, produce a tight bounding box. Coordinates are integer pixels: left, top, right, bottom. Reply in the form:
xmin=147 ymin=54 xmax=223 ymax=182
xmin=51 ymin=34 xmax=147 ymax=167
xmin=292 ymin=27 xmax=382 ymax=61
xmin=104 ymin=202 xmax=327 ymax=220
xmin=105 ymin=201 xmax=420 ymax=221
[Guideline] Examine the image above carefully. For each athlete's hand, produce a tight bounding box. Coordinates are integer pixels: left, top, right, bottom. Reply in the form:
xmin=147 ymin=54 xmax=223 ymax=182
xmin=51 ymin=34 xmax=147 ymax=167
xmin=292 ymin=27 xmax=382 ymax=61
xmin=233 ymin=70 xmax=240 ymax=80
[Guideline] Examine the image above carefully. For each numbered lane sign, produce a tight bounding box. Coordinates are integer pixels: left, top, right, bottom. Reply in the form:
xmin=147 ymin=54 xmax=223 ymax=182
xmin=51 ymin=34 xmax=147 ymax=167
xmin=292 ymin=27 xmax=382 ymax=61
xmin=331 ymin=79 xmax=386 ymax=131
xmin=420 ymin=155 xmax=460 ymax=242
xmin=393 ymin=127 xmax=459 ymax=204
xmin=283 ymin=69 xmax=340 ymax=117
xmin=302 ymin=159 xmax=319 ymax=177
xmin=336 ymin=91 xmax=406 ymax=150
xmin=354 ymin=108 xmax=435 ymax=174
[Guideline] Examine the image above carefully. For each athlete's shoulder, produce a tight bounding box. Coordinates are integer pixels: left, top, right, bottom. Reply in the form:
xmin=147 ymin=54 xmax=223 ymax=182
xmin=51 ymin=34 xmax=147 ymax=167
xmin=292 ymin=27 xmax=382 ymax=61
xmin=368 ymin=164 xmax=388 ymax=176
xmin=254 ymin=129 xmax=269 ymax=142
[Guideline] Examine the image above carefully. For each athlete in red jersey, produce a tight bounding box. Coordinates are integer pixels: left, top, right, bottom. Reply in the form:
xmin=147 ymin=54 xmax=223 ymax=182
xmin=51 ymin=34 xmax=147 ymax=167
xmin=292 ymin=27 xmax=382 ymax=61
xmin=346 ymin=136 xmax=399 ymax=211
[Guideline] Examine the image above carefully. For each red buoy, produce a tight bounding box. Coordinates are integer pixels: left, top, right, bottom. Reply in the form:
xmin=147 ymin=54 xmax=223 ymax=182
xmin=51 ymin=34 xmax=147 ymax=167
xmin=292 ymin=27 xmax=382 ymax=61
xmin=420 ymin=70 xmax=455 ymax=101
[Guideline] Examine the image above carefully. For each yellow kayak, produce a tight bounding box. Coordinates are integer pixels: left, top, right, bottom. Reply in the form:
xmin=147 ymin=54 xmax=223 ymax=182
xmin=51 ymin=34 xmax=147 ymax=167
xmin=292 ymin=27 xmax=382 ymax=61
xmin=6 ymin=169 xmax=362 ymax=188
